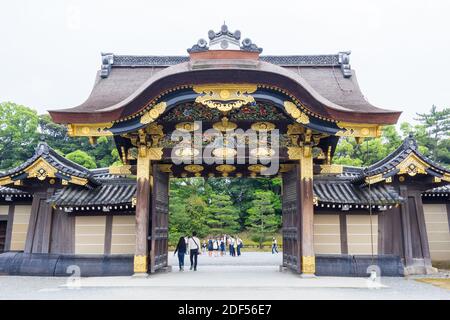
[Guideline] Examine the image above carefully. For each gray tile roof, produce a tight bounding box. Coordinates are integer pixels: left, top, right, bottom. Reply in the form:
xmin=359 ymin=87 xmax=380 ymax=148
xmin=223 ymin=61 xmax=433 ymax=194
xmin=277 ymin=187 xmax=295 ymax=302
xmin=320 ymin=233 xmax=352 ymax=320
xmin=314 ymin=175 xmax=403 ymax=205
xmin=0 ymin=142 xmax=100 ymax=186
xmin=48 ymin=178 xmax=136 ymax=207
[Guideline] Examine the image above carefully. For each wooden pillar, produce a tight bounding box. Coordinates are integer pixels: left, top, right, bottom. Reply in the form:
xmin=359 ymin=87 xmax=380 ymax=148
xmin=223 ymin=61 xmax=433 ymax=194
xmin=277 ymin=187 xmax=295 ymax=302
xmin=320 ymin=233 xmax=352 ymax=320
xmin=4 ymin=204 xmax=15 ymax=251
xmin=399 ymin=185 xmax=414 ymax=267
xmin=299 ymin=147 xmax=315 ymax=275
xmin=134 ymin=147 xmax=151 ymax=275
xmin=413 ymin=191 xmax=433 ymax=268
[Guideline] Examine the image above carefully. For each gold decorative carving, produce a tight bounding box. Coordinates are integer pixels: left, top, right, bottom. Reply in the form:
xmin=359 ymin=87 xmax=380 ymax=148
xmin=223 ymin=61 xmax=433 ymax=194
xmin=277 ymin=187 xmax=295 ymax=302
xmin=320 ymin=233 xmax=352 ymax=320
xmin=158 ymin=164 xmax=172 ymax=173
xmin=131 ymin=197 xmax=137 ymax=207
xmin=248 ymin=164 xmax=268 ymax=173
xmin=184 ymin=164 xmax=204 ymax=174
xmin=301 ymin=256 xmax=315 ymax=274
xmin=336 ymin=122 xmax=382 ymax=138
xmin=133 ymin=255 xmax=148 ymax=273
xmin=140 ymin=102 xmax=167 ymax=124
xmin=396 ymin=153 xmax=429 ymax=176
xmin=319 ymin=164 xmax=343 ymax=174
xmin=147 ymin=148 xmax=163 ymax=160
xmin=69 ymin=176 xmax=89 ymax=186
xmin=175 ymin=122 xmax=200 ymax=132
xmin=284 ymin=101 xmax=310 ymax=124
xmin=287 ymin=123 xmax=304 ymax=135
xmin=212 ymin=117 xmax=237 ymax=132
xmin=251 ymin=122 xmax=276 ymax=131
xmin=216 ymin=164 xmax=236 ymax=177
xmin=312 ymin=196 xmax=319 ymax=205
xmin=109 ymin=165 xmax=132 ymax=175
xmin=67 ymin=122 xmax=113 ymax=137
xmin=193 ymin=83 xmax=257 ymax=112
xmin=385 ymin=176 xmax=393 ymax=183
xmin=27 ymin=158 xmax=57 ymax=181
xmin=365 ymin=174 xmax=385 ymax=185
xmin=399 ymin=176 xmax=405 ymax=182
xmin=0 ymin=176 xmax=13 ymax=186
xmin=287 ymin=147 xmax=303 ymax=160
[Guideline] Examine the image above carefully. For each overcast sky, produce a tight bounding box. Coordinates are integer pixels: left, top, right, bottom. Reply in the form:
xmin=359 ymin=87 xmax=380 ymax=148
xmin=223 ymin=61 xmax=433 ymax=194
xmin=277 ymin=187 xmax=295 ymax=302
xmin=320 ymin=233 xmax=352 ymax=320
xmin=0 ymin=0 xmax=449 ymax=124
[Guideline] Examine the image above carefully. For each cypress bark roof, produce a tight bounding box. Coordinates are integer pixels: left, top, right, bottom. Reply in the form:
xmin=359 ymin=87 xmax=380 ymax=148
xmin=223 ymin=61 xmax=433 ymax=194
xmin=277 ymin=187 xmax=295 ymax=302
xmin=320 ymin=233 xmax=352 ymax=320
xmin=49 ymin=53 xmax=401 ymax=125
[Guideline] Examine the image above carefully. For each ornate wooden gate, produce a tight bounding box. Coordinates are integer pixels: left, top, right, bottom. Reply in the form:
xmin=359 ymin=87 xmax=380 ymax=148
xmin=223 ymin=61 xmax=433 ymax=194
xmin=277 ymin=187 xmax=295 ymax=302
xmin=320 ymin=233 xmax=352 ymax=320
xmin=282 ymin=165 xmax=301 ymax=273
xmin=149 ymin=164 xmax=169 ymax=273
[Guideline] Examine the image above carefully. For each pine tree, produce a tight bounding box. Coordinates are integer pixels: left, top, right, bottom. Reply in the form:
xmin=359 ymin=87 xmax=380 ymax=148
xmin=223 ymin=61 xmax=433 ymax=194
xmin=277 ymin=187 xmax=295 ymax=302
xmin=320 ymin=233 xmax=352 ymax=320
xmin=415 ymin=105 xmax=450 ymax=164
xmin=205 ymin=193 xmax=240 ymax=235
xmin=246 ymin=190 xmax=280 ymax=248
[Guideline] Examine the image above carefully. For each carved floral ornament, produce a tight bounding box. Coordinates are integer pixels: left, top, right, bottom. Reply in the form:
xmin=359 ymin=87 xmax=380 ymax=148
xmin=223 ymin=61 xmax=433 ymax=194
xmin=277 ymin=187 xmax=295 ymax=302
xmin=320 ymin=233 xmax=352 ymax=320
xmin=193 ymin=84 xmax=257 ymax=113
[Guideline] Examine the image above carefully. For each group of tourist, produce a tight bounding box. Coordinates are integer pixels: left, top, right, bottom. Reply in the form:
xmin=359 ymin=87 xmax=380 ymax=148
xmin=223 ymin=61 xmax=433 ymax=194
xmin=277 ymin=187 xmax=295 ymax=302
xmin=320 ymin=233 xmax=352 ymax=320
xmin=172 ymin=232 xmax=245 ymax=271
xmin=173 ymin=232 xmax=280 ymax=272
xmin=201 ymin=235 xmax=244 ymax=257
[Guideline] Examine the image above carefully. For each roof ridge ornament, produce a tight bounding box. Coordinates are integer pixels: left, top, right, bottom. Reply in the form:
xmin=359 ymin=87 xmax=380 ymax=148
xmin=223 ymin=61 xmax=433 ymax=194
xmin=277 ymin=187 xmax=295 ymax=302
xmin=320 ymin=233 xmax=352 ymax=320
xmin=188 ymin=24 xmax=262 ymax=53
xmin=100 ymin=52 xmax=114 ymax=78
xmin=338 ymin=51 xmax=352 ymax=78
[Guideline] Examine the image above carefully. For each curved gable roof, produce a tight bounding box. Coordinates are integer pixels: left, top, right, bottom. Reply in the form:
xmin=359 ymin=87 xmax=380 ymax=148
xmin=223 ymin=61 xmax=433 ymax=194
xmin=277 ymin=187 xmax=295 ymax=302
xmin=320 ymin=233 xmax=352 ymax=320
xmin=49 ymin=54 xmax=401 ymax=125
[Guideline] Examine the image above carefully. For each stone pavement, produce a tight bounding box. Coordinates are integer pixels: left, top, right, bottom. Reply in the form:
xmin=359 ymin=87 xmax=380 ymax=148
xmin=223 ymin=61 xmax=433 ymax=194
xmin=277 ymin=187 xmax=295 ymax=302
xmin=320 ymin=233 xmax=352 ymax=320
xmin=0 ymin=252 xmax=449 ymax=300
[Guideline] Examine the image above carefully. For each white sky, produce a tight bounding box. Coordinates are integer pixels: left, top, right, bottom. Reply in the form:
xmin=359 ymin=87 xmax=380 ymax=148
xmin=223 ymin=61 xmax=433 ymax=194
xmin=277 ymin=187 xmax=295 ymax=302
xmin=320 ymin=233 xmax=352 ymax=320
xmin=0 ymin=0 xmax=449 ymax=124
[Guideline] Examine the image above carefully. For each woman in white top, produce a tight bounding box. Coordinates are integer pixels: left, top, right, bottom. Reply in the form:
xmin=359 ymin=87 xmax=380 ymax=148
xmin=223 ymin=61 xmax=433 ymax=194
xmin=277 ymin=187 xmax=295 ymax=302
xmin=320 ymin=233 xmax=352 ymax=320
xmin=188 ymin=231 xmax=200 ymax=271
xmin=213 ymin=238 xmax=219 ymax=257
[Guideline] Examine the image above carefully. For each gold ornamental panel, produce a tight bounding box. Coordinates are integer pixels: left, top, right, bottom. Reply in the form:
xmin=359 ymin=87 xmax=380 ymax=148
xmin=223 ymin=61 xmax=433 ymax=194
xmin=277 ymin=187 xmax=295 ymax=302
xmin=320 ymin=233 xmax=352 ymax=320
xmin=301 ymin=256 xmax=316 ymax=274
xmin=193 ymin=84 xmax=257 ymax=113
xmin=284 ymin=101 xmax=310 ymax=124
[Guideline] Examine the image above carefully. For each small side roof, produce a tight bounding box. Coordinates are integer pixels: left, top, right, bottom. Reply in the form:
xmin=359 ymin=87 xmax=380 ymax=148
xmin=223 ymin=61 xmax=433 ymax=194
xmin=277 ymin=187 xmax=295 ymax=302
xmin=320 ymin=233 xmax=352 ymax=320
xmin=0 ymin=142 xmax=100 ymax=187
xmin=354 ymin=134 xmax=450 ymax=185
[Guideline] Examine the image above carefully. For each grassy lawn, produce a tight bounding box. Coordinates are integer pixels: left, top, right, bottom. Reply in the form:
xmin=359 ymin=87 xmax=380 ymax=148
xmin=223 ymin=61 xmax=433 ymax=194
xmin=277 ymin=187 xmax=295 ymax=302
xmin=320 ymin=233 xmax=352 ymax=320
xmin=415 ymin=278 xmax=450 ymax=290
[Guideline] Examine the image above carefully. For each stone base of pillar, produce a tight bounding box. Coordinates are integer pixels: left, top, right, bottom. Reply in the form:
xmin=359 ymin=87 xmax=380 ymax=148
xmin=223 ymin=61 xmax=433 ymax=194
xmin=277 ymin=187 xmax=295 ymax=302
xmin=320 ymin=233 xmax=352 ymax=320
xmin=403 ymin=258 xmax=438 ymax=275
xmin=132 ymin=272 xmax=149 ymax=278
xmin=404 ymin=266 xmax=438 ymax=276
xmin=300 ymin=273 xmax=316 ymax=278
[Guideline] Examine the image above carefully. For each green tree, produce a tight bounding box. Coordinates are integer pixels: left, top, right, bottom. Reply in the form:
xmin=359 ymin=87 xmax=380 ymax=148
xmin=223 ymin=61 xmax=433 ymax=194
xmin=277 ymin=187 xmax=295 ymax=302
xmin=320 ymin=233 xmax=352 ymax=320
xmin=65 ymin=150 xmax=97 ymax=169
xmin=246 ymin=190 xmax=280 ymax=248
xmin=0 ymin=102 xmax=39 ymax=169
xmin=205 ymin=193 xmax=240 ymax=235
xmin=415 ymin=105 xmax=449 ymax=165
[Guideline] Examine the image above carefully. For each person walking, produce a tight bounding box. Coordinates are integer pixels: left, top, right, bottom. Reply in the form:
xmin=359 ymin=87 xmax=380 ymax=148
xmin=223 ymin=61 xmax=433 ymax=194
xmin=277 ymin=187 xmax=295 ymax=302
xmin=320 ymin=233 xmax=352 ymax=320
xmin=272 ymin=237 xmax=279 ymax=254
xmin=220 ymin=239 xmax=225 ymax=256
xmin=229 ymin=237 xmax=235 ymax=257
xmin=236 ymin=237 xmax=243 ymax=256
xmin=228 ymin=237 xmax=233 ymax=256
xmin=174 ymin=236 xmax=187 ymax=271
xmin=201 ymin=240 xmax=207 ymax=254
xmin=188 ymin=231 xmax=200 ymax=271
xmin=207 ymin=238 xmax=213 ymax=257
xmin=232 ymin=237 xmax=238 ymax=257
xmin=213 ymin=238 xmax=219 ymax=257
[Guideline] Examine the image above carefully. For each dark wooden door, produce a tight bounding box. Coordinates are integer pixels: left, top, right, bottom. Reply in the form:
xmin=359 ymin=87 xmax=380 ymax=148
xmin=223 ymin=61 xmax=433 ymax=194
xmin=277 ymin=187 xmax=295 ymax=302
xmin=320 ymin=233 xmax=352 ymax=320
xmin=0 ymin=221 xmax=7 ymax=253
xmin=282 ymin=165 xmax=301 ymax=273
xmin=150 ymin=163 xmax=169 ymax=273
